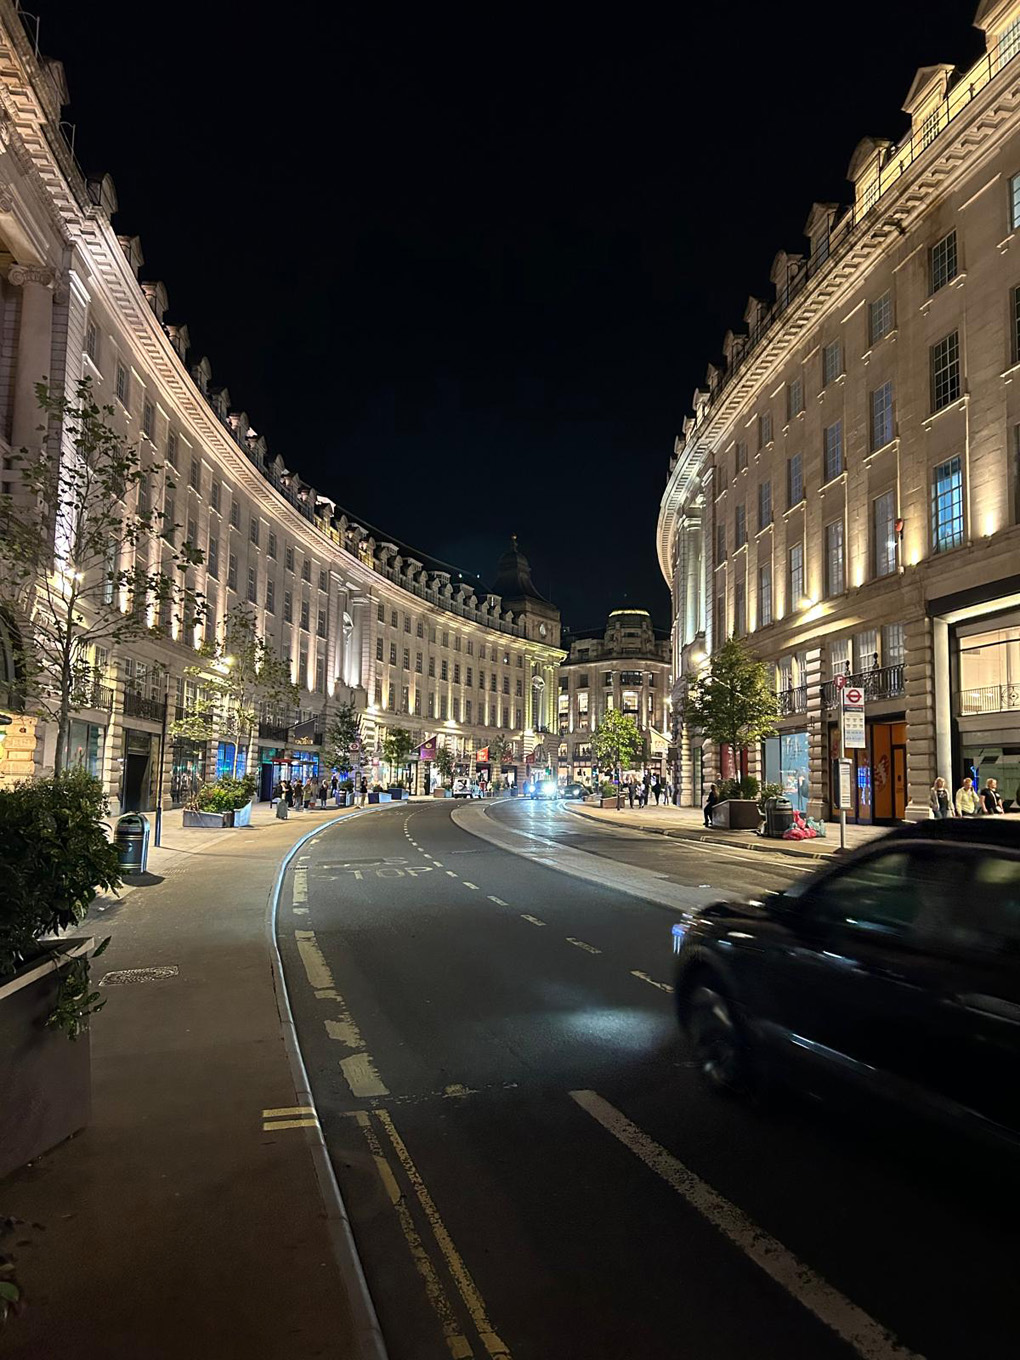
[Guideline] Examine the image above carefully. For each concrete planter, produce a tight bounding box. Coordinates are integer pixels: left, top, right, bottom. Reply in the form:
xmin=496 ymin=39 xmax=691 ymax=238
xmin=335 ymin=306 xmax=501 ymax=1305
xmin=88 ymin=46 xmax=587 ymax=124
xmin=0 ymin=938 xmax=94 ymax=1178
xmin=182 ymin=800 xmax=252 ymax=829
xmin=432 ymin=788 xmax=451 ymax=798
xmin=368 ymin=792 xmax=392 ymax=804
xmin=387 ymin=788 xmax=406 ymax=801
xmin=599 ymin=794 xmax=622 ymax=808
xmin=712 ymin=799 xmax=760 ymax=830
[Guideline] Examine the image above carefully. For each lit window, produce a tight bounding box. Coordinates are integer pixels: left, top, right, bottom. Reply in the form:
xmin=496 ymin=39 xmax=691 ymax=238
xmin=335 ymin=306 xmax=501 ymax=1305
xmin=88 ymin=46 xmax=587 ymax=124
xmin=870 ymin=382 xmax=894 ymax=450
xmin=758 ymin=411 xmax=773 ymax=448
xmin=1012 ymin=286 xmax=1020 ymax=364
xmin=931 ymin=331 xmax=961 ymax=411
xmin=822 ymin=340 xmax=841 ymax=386
xmin=931 ymin=456 xmax=964 ymax=553
xmin=787 ymin=453 xmax=803 ymax=507
xmin=227 ymin=552 xmax=237 ymax=591
xmin=716 ymin=523 xmax=726 ymax=561
xmin=869 ymin=292 xmax=893 ymax=345
xmin=142 ymin=400 xmax=154 ymax=439
xmin=115 ymin=362 xmax=129 ymax=405
xmin=1010 ymin=173 xmax=1020 ymax=231
xmin=930 ymin=231 xmax=958 ymax=294
xmin=758 ymin=479 xmax=772 ymax=530
xmin=266 ymin=579 xmax=275 ymax=613
xmin=247 ymin=568 xmax=257 ymax=604
xmin=823 ymin=422 xmax=843 ymax=482
xmin=824 ymin=519 xmax=845 ymax=597
xmin=1000 ymin=15 xmax=1020 ymax=66
xmin=787 ymin=376 xmax=804 ymax=420
xmin=735 ymin=442 xmax=748 ymax=473
xmin=758 ymin=564 xmax=772 ymax=628
xmin=788 ymin=541 xmax=804 ymax=603
xmin=733 ymin=580 xmax=746 ymax=637
xmin=735 ymin=503 xmax=746 ymax=548
xmin=873 ymin=490 xmax=897 ymax=578
xmin=85 ymin=320 xmax=99 ymax=362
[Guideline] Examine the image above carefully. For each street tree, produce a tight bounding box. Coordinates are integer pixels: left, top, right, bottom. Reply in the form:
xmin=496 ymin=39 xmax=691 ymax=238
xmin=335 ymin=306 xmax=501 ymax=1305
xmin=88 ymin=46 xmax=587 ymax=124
xmin=434 ymin=744 xmax=455 ymax=785
xmin=170 ymin=603 xmax=297 ymax=778
xmin=382 ymin=727 xmax=415 ymax=784
xmin=326 ymin=700 xmax=362 ymax=775
xmin=685 ymin=635 xmax=778 ymax=786
xmin=488 ymin=734 xmax=514 ymax=765
xmin=0 ymin=379 xmax=203 ymax=774
xmin=591 ymin=708 xmax=644 ymax=779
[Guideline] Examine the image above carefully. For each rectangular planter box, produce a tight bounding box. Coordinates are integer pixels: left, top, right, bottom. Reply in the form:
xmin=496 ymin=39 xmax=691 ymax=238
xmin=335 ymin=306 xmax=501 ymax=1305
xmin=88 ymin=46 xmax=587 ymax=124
xmin=182 ymin=800 xmax=252 ymax=829
xmin=0 ymin=939 xmax=93 ymax=1179
xmin=712 ymin=799 xmax=760 ymax=830
xmin=432 ymin=789 xmax=451 ymax=798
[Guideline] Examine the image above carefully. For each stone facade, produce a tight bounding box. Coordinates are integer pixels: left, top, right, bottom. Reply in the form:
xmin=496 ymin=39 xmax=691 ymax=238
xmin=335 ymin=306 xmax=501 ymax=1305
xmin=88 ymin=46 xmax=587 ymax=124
xmin=556 ymin=610 xmax=670 ymax=784
xmin=0 ymin=4 xmax=564 ymax=807
xmin=658 ymin=1 xmax=1020 ymax=823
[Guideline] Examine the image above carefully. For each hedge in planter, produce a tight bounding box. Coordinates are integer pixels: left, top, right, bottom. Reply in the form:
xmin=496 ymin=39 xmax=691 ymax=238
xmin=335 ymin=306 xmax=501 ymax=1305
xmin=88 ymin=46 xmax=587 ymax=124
xmin=0 ymin=770 xmax=118 ymax=1181
xmin=190 ymin=773 xmax=257 ymax=814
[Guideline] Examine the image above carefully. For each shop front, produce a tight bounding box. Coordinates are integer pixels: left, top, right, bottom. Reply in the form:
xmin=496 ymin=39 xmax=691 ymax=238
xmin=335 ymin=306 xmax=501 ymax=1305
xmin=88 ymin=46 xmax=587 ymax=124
xmin=67 ymin=718 xmax=104 ymax=779
xmin=827 ymin=719 xmax=906 ymax=824
xmin=763 ymin=730 xmax=809 ymax=813
xmin=121 ymin=728 xmax=157 ymax=812
xmin=170 ymin=738 xmax=206 ymax=807
xmin=952 ymin=605 xmax=1020 ymax=808
xmin=261 ymin=748 xmax=322 ymax=800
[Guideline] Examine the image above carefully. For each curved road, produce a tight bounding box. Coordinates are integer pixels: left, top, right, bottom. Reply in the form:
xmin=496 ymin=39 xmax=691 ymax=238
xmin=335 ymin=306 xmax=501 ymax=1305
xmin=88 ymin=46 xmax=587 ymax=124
xmin=277 ymin=797 xmax=1018 ymax=1360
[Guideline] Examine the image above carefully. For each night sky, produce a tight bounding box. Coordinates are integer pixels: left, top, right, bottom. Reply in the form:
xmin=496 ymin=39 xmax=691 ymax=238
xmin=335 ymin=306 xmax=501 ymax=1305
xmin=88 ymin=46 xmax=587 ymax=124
xmin=37 ymin=1 xmax=982 ymax=633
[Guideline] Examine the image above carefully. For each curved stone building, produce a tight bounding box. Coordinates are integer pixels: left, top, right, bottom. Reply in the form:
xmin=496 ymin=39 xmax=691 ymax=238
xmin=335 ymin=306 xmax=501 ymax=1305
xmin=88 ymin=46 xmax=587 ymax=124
xmin=0 ymin=5 xmax=564 ymax=807
xmin=660 ymin=1 xmax=1020 ymax=823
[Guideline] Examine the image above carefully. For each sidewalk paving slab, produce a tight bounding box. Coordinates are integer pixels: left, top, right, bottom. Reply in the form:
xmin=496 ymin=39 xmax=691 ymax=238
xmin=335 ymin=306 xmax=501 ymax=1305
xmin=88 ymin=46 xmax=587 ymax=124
xmin=0 ymin=799 xmax=405 ymax=1360
xmin=566 ymin=799 xmax=890 ymax=859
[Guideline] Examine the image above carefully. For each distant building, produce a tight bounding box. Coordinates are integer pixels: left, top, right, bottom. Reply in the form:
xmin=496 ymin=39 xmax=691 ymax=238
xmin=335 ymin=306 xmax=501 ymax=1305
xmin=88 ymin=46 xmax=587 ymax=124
xmin=659 ymin=2 xmax=1020 ymax=823
xmin=556 ymin=610 xmax=670 ymax=784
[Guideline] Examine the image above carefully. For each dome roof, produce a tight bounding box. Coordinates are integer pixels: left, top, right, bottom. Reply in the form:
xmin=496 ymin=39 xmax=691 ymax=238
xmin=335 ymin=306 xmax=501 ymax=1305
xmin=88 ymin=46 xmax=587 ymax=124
xmin=492 ymin=535 xmax=548 ymax=603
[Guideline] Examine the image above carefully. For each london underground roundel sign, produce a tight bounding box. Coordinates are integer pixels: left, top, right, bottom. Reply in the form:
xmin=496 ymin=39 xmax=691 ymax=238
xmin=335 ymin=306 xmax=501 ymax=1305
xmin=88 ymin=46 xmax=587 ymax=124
xmin=843 ymin=687 xmax=863 ymax=707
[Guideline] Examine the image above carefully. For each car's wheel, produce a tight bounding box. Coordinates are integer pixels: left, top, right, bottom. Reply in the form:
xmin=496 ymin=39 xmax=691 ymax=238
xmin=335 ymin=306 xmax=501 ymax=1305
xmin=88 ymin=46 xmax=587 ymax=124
xmin=687 ymin=983 xmax=753 ymax=1097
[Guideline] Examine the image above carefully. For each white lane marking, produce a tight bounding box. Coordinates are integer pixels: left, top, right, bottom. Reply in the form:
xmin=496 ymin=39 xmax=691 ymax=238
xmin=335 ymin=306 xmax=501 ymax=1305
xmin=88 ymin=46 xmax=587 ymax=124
xmin=325 ymin=1016 xmax=364 ymax=1049
xmin=488 ymin=896 xmax=509 ymax=906
xmin=566 ymin=937 xmax=601 ymax=955
xmin=570 ymin=1090 xmax=924 ymax=1360
xmin=433 ymin=861 xmax=444 ymax=868
xmin=630 ymin=970 xmax=675 ymax=994
xmin=295 ymin=930 xmax=334 ymax=990
xmin=293 ymin=906 xmax=309 ymax=915
xmin=292 ymin=866 xmax=308 ymax=904
xmin=446 ymin=870 xmax=458 ymax=878
xmin=341 ymin=1052 xmax=390 ymax=1098
xmin=520 ymin=915 xmax=546 ymax=927
xmin=462 ymin=881 xmax=479 ymax=890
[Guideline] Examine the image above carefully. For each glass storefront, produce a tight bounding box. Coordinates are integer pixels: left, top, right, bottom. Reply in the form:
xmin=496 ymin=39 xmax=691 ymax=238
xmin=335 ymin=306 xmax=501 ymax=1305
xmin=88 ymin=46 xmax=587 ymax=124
xmin=170 ymin=739 xmax=205 ymax=807
xmin=764 ymin=731 xmax=809 ymax=811
xmin=67 ymin=719 xmax=104 ymax=779
xmin=216 ymin=741 xmax=248 ymax=780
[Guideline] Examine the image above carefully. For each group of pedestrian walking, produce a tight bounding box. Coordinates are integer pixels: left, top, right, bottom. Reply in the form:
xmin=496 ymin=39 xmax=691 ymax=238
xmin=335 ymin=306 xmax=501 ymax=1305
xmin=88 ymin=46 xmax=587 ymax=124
xmin=932 ymin=775 xmax=1006 ymax=818
xmin=624 ymin=770 xmax=671 ymax=808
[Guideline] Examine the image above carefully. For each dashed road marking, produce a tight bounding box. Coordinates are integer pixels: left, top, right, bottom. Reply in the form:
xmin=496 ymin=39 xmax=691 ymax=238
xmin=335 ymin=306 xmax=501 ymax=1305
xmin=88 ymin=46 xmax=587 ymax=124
xmin=566 ymin=937 xmax=601 ymax=955
xmin=520 ymin=914 xmax=546 ymax=927
xmin=341 ymin=1052 xmax=390 ymax=1098
xmin=433 ymin=861 xmax=445 ymax=868
xmin=295 ymin=929 xmax=334 ymax=991
xmin=292 ymin=865 xmax=308 ymax=904
xmin=462 ymin=881 xmax=479 ymax=890
xmin=487 ymin=896 xmax=508 ymax=906
xmin=630 ymin=970 xmax=675 ymax=994
xmin=570 ymin=1090 xmax=922 ymax=1360
xmin=293 ymin=906 xmax=309 ymax=915
xmin=446 ymin=870 xmax=458 ymax=878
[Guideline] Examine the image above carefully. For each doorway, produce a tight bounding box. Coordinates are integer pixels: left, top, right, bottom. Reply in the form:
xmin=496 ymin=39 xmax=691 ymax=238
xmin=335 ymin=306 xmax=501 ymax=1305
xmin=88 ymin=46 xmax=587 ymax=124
xmin=121 ymin=729 xmax=154 ymax=812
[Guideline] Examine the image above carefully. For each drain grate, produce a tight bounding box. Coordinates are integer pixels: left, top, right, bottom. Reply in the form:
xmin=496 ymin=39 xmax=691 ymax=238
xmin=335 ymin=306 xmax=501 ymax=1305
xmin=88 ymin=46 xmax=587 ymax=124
xmin=99 ymin=965 xmax=179 ymax=987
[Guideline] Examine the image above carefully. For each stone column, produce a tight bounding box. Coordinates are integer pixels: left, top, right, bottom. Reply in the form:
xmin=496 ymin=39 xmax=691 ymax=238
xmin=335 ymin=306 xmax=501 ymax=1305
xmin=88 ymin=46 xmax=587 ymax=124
xmin=904 ymin=614 xmax=936 ymax=822
xmin=9 ymin=264 xmax=55 ymax=455
xmin=804 ymin=646 xmax=827 ymax=820
xmin=349 ymin=597 xmax=369 ymax=691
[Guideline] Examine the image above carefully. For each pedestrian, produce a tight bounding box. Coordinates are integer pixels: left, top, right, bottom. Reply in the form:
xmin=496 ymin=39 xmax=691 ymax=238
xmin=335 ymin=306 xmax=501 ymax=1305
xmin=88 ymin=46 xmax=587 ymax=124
xmin=642 ymin=769 xmax=651 ymax=806
xmin=272 ymin=778 xmax=282 ymax=805
xmin=980 ymin=778 xmax=1004 ymax=816
xmin=704 ymin=782 xmax=719 ymax=828
xmin=652 ymin=775 xmax=661 ymax=805
xmin=292 ymin=779 xmax=303 ymax=810
xmin=627 ymin=776 xmax=635 ymax=808
xmin=275 ymin=793 xmax=289 ymax=820
xmin=360 ymin=775 xmax=368 ymax=806
xmin=306 ymin=782 xmax=317 ymax=809
xmin=284 ymin=780 xmax=294 ymax=809
xmin=929 ymin=777 xmax=953 ymax=819
xmin=954 ymin=776 xmax=979 ymax=817
xmin=330 ymin=773 xmax=339 ymax=798
xmin=319 ymin=779 xmax=328 ymax=808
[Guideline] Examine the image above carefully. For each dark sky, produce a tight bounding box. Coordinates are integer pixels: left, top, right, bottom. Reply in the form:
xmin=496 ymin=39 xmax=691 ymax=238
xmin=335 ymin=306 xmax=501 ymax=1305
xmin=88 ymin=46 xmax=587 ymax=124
xmin=36 ymin=0 xmax=982 ymax=632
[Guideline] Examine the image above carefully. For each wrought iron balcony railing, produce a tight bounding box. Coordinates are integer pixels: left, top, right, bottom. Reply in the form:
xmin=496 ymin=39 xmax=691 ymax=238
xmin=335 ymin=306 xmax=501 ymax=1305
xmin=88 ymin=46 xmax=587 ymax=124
xmin=957 ymin=683 xmax=1020 ymax=716
xmin=821 ymin=664 xmax=904 ymax=710
xmin=72 ymin=682 xmax=114 ymax=712
xmin=776 ymin=685 xmax=807 ymax=716
xmin=123 ymin=690 xmax=167 ymax=722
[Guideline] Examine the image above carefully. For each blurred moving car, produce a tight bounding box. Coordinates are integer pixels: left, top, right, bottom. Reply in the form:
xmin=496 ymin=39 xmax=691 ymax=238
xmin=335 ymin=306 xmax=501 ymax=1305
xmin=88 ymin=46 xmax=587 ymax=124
xmin=673 ymin=820 xmax=1020 ymax=1148
xmin=525 ymin=777 xmax=559 ymax=799
xmin=562 ymin=782 xmax=587 ymax=801
xmin=451 ymin=776 xmax=482 ymax=799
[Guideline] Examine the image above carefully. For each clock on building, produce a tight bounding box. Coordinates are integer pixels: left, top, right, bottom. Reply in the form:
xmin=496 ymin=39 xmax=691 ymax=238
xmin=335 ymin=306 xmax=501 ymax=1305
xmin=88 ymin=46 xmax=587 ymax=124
xmin=538 ymin=622 xmax=547 ymax=637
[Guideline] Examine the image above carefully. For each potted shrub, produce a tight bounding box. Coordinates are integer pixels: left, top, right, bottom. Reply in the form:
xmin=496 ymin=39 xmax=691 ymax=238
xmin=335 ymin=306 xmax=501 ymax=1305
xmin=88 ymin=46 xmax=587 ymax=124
xmin=0 ymin=769 xmax=118 ymax=1178
xmin=710 ymin=776 xmax=761 ymax=829
xmin=339 ymin=778 xmax=354 ymax=807
xmin=182 ymin=773 xmax=256 ymax=828
xmin=367 ymin=782 xmax=389 ymax=805
xmin=387 ymin=782 xmax=406 ymax=801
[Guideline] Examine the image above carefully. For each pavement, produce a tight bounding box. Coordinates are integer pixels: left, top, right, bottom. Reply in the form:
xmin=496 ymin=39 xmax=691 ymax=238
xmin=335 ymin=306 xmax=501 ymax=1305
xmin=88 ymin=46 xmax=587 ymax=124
xmin=569 ymin=796 xmax=890 ymax=856
xmin=274 ymin=796 xmax=1020 ymax=1360
xmin=0 ymin=797 xmax=407 ymax=1360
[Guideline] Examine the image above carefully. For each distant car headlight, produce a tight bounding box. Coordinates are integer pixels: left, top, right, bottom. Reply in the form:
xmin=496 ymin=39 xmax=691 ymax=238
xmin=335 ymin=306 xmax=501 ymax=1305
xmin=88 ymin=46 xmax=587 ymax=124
xmin=542 ymin=780 xmax=557 ymax=796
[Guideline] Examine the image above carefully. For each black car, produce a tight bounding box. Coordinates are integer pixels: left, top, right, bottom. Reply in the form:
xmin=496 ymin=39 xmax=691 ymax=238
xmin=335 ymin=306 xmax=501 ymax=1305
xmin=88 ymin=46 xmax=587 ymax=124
xmin=673 ymin=819 xmax=1020 ymax=1148
xmin=562 ymin=782 xmax=588 ymax=801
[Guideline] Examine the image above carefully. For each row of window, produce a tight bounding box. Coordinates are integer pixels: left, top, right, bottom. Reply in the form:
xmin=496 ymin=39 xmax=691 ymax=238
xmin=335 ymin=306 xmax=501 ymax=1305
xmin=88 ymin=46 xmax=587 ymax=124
xmin=373 ymin=639 xmax=525 ymax=692
xmin=559 ymin=671 xmax=659 ymax=690
xmin=372 ymin=680 xmax=522 ymax=727
xmin=375 ymin=602 xmax=521 ymax=664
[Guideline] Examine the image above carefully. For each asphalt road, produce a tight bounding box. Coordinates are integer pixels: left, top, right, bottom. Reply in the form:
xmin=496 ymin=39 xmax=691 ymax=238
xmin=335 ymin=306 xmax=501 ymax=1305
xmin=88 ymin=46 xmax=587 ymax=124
xmin=278 ymin=798 xmax=1020 ymax=1360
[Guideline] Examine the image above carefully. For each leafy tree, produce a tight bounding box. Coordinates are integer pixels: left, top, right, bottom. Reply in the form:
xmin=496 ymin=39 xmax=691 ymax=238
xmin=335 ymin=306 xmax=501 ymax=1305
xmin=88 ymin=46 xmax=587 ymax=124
xmin=0 ymin=379 xmax=203 ymax=774
xmin=488 ymin=734 xmax=514 ymax=765
xmin=382 ymin=727 xmax=415 ymax=783
xmin=434 ymin=744 xmax=455 ymax=784
xmin=170 ymin=604 xmax=297 ymax=778
xmin=591 ymin=708 xmax=644 ymax=776
xmin=326 ymin=700 xmax=362 ymax=774
xmin=685 ymin=636 xmax=778 ymax=785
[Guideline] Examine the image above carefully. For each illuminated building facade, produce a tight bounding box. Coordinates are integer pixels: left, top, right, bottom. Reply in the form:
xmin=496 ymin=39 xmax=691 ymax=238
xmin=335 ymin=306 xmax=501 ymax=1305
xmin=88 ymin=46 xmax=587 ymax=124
xmin=659 ymin=1 xmax=1020 ymax=822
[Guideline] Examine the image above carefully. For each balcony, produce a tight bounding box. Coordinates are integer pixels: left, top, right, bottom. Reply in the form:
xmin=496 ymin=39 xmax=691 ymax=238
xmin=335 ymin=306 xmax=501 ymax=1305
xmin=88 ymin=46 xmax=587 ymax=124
xmin=259 ymin=718 xmax=291 ymax=742
xmin=821 ymin=665 xmax=905 ymax=710
xmin=776 ymin=685 xmax=807 ymax=716
xmin=957 ymin=683 xmax=1020 ymax=717
xmin=123 ymin=690 xmax=167 ymax=722
xmin=72 ymin=682 xmax=114 ymax=712
xmin=174 ymin=704 xmax=213 ymax=727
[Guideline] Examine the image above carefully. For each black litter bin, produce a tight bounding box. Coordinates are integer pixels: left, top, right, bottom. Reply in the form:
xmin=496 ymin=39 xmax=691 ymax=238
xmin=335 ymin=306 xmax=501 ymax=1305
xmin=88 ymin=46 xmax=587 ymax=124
xmin=765 ymin=796 xmax=794 ymax=839
xmin=114 ymin=812 xmax=150 ymax=873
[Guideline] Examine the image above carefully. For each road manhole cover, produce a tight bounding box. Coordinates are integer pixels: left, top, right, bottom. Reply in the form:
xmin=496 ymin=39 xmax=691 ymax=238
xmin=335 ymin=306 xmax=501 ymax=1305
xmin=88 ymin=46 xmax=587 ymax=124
xmin=99 ymin=965 xmax=179 ymax=986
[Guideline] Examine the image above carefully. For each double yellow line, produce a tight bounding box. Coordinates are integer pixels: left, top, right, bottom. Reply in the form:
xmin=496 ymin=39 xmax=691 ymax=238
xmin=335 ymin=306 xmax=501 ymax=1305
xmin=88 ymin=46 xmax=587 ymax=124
xmin=262 ymin=1104 xmax=319 ymax=1132
xmin=354 ymin=1108 xmax=511 ymax=1360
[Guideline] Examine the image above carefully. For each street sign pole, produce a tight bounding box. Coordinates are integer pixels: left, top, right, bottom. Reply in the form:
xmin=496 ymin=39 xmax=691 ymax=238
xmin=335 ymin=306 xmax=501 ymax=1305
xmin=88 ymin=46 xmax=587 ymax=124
xmin=839 ymin=693 xmax=846 ymax=853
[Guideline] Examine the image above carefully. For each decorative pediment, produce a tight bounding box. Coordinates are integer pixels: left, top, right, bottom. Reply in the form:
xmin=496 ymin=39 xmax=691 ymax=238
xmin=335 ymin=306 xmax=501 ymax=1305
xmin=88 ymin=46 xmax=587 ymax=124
xmin=116 ymin=234 xmax=144 ymax=278
xmin=803 ymin=203 xmax=838 ymax=245
xmin=743 ymin=296 xmax=765 ymax=330
xmin=846 ymin=136 xmax=894 ymax=184
xmin=902 ymin=64 xmax=955 ymax=119
xmin=140 ymin=279 xmax=168 ymax=321
xmin=165 ymin=322 xmax=189 ymax=362
xmin=769 ymin=250 xmax=804 ymax=291
xmin=190 ymin=356 xmax=212 ymax=395
xmin=975 ymin=0 xmax=1020 ymax=40
xmin=86 ymin=173 xmax=118 ymax=216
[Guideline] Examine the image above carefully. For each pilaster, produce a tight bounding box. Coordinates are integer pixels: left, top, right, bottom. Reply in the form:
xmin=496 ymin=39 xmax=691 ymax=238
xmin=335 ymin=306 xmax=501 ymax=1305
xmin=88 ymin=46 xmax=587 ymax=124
xmin=904 ymin=613 xmax=936 ymax=821
xmin=804 ymin=646 xmax=827 ymax=819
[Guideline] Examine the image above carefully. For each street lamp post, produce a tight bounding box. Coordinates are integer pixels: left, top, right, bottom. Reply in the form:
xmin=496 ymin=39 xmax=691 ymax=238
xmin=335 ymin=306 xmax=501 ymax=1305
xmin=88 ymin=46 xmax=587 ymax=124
xmin=154 ymin=669 xmax=171 ymax=848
